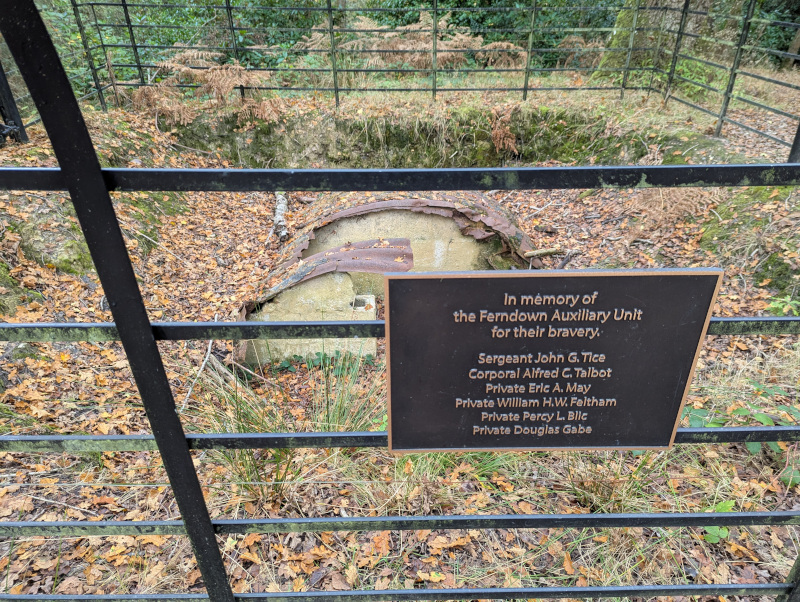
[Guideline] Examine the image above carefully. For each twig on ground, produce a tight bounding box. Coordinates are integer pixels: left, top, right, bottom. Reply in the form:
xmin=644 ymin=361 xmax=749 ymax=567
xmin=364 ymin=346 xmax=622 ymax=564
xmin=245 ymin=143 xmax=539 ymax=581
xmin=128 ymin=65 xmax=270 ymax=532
xmin=524 ymin=247 xmax=564 ymax=259
xmin=24 ymin=494 xmax=99 ymax=516
xmin=557 ymin=249 xmax=580 ymax=269
xmin=181 ymin=338 xmax=215 ymax=412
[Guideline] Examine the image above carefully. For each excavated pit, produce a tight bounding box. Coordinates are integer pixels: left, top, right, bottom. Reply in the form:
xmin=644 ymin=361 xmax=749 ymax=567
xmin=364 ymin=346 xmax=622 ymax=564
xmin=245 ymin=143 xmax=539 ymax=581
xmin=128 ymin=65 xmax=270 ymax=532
xmin=238 ymin=191 xmax=536 ymax=363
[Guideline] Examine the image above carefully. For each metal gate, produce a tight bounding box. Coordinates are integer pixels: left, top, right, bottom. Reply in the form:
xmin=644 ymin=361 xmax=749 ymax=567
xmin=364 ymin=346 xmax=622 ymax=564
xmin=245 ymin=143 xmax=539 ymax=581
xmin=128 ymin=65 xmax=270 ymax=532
xmin=1 ymin=0 xmax=800 ymax=600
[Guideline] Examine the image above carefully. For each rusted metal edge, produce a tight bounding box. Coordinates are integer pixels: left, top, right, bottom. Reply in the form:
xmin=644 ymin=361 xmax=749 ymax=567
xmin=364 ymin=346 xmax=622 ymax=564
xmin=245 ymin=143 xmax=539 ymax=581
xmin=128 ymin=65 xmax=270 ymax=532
xmin=241 ymin=238 xmax=412 ymax=316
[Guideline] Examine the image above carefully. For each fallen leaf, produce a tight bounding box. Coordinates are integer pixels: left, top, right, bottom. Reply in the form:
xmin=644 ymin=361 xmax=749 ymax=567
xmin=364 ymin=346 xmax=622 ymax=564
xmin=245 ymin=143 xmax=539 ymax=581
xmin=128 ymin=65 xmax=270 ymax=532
xmin=563 ymin=551 xmax=575 ymax=575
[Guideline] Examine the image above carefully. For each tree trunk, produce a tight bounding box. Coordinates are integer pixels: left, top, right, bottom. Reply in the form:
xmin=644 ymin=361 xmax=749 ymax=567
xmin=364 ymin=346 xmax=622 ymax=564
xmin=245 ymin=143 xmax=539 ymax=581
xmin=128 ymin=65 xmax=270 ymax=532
xmin=783 ymin=28 xmax=800 ymax=70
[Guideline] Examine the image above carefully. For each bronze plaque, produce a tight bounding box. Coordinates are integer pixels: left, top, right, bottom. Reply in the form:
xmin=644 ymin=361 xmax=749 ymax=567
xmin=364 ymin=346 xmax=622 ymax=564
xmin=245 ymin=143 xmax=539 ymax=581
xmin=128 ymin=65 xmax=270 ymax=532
xmin=385 ymin=269 xmax=722 ymax=453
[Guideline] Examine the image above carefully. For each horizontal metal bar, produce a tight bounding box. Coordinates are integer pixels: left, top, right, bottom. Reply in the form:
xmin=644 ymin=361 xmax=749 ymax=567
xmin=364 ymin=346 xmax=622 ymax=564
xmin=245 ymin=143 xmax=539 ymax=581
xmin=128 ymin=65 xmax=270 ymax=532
xmin=676 ymin=52 xmax=727 ymax=72
xmin=729 ymin=94 xmax=800 ymax=122
xmin=3 ymin=510 xmax=800 ymax=538
xmin=668 ymin=94 xmax=730 ymax=119
xmin=707 ymin=317 xmax=800 ymax=335
xmin=0 ymin=321 xmax=384 ymax=342
xmin=1 ymin=164 xmax=800 ymax=193
xmin=79 ymin=2 xmax=630 ymax=12
xmin=722 ymin=115 xmax=792 ymax=148
xmin=671 ymin=73 xmax=723 ymax=95
xmin=743 ymin=45 xmax=800 ymax=61
xmin=0 ymin=317 xmax=798 ymax=343
xmin=0 ymin=520 xmax=184 ymax=536
xmin=750 ymin=18 xmax=800 ymax=30
xmin=0 ymin=584 xmax=791 ymax=601
xmin=3 ymin=426 xmax=800 ymax=454
xmin=737 ymin=69 xmax=800 ymax=93
xmin=0 ymin=434 xmax=159 ymax=452
xmin=675 ymin=426 xmax=800 ymax=443
xmin=662 ymin=29 xmax=737 ymax=48
xmin=187 ymin=432 xmax=387 ymax=450
xmin=217 ymin=510 xmax=800 ymax=533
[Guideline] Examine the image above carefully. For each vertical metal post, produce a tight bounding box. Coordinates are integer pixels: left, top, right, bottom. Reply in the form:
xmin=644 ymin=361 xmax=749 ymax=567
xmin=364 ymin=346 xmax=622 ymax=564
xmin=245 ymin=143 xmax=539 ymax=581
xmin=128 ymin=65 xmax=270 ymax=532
xmin=664 ymin=0 xmax=691 ymax=104
xmin=647 ymin=5 xmax=668 ymax=97
xmin=0 ymin=60 xmax=28 ymax=143
xmin=789 ymin=119 xmax=800 ymax=164
xmin=120 ymin=0 xmax=145 ymax=85
xmin=714 ymin=0 xmax=756 ymax=137
xmin=69 ymin=0 xmax=107 ymax=111
xmin=431 ymin=0 xmax=438 ymax=100
xmin=620 ymin=0 xmax=641 ymax=100
xmin=89 ymin=4 xmax=120 ymax=108
xmin=523 ymin=0 xmax=537 ymax=101
xmin=326 ymin=0 xmax=340 ymax=107
xmin=0 ymin=4 xmax=235 ymax=602
xmin=89 ymin=3 xmax=108 ymax=58
xmin=777 ymin=549 xmax=800 ymax=602
xmin=224 ymin=0 xmax=245 ymax=99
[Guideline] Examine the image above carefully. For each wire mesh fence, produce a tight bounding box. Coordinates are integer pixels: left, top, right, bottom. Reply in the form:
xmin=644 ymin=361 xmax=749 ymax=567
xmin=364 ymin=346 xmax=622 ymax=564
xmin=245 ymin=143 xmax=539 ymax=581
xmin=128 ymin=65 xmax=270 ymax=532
xmin=0 ymin=0 xmax=798 ymax=154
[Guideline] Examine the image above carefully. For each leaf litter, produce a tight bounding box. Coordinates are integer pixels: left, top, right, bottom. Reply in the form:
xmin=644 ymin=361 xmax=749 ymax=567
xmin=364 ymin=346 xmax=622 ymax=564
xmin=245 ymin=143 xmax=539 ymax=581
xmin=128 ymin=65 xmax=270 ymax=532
xmin=0 ymin=92 xmax=798 ymax=596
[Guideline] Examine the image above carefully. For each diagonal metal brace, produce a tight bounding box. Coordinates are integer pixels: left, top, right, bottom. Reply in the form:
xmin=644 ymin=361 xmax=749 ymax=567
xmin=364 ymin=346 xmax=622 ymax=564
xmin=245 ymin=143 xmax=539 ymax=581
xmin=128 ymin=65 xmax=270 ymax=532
xmin=0 ymin=2 xmax=234 ymax=601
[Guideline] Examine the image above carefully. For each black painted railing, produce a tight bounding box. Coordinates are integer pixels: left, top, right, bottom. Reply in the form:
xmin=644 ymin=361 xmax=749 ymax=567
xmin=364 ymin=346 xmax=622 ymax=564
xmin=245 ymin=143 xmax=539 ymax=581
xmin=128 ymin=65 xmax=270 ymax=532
xmin=1 ymin=1 xmax=800 ymax=601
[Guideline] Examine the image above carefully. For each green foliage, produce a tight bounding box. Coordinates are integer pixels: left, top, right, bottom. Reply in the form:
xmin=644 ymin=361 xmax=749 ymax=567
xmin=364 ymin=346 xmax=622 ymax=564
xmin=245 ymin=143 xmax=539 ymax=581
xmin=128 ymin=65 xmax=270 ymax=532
xmin=684 ymin=406 xmax=726 ymax=428
xmin=236 ymin=0 xmax=327 ymax=59
xmin=702 ymin=500 xmax=735 ymax=543
xmin=734 ymin=379 xmax=800 ymax=487
xmin=768 ymin=294 xmax=800 ymax=316
xmin=193 ymin=358 xmax=300 ymax=500
xmin=308 ymin=350 xmax=386 ymax=433
xmin=368 ymin=0 xmax=618 ymax=66
xmin=672 ymin=58 xmax=723 ymax=102
xmin=751 ymin=0 xmax=800 ymax=67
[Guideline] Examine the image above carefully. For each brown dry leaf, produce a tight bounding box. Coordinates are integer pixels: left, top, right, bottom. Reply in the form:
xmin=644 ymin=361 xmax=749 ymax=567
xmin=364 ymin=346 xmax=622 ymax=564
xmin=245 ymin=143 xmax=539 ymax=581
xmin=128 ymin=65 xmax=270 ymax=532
xmin=371 ymin=531 xmax=391 ymax=556
xmin=187 ymin=569 xmax=202 ymax=586
xmin=563 ymin=551 xmax=575 ymax=575
xmin=55 ymin=576 xmax=84 ymax=594
xmin=518 ymin=500 xmax=534 ymax=514
xmin=292 ymin=577 xmax=306 ymax=592
xmin=240 ymin=550 xmax=262 ymax=565
xmin=242 ymin=533 xmax=261 ymax=547
xmin=417 ymin=571 xmax=446 ymax=583
xmin=328 ymin=572 xmax=350 ymax=590
xmin=345 ymin=564 xmax=359 ymax=586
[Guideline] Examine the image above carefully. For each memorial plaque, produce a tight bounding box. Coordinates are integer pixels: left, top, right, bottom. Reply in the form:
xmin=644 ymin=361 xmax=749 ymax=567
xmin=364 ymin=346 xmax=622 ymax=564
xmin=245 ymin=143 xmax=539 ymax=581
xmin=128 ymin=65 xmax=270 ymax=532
xmin=386 ymin=269 xmax=722 ymax=452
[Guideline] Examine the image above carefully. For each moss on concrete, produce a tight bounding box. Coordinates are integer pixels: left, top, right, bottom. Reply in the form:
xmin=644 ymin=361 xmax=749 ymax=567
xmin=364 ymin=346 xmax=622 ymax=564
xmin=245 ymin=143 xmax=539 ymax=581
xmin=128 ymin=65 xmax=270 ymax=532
xmin=172 ymin=102 xmax=673 ymax=169
xmin=0 ymin=261 xmax=25 ymax=315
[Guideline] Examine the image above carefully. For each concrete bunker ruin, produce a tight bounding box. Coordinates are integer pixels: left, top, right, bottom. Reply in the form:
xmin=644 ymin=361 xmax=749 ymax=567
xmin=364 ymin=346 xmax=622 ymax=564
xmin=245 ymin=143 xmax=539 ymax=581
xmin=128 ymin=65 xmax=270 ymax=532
xmin=238 ymin=191 xmax=536 ymax=363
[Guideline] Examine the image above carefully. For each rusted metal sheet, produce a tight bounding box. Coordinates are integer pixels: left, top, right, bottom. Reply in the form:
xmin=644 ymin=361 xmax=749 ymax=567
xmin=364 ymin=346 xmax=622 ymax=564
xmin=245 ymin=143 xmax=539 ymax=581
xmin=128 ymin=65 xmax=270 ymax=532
xmin=243 ymin=191 xmax=535 ymax=314
xmin=240 ymin=238 xmax=412 ymax=315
